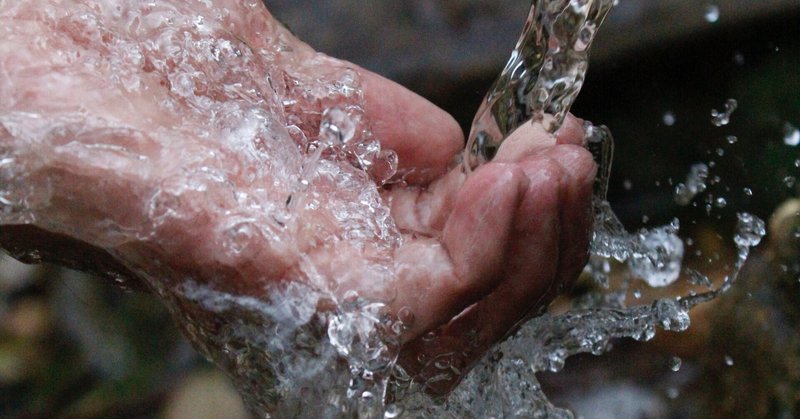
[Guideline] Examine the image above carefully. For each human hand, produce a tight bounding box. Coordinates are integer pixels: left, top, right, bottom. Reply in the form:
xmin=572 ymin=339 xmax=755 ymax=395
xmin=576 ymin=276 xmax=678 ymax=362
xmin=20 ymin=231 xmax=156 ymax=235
xmin=0 ymin=0 xmax=595 ymax=398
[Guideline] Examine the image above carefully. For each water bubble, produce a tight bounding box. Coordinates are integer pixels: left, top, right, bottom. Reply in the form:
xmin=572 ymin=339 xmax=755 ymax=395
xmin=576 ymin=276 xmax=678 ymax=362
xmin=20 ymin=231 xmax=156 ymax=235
xmin=784 ymin=123 xmax=800 ymax=146
xmin=662 ymin=111 xmax=676 ymax=126
xmin=724 ymin=355 xmax=734 ymax=366
xmin=711 ymin=99 xmax=738 ymax=126
xmin=669 ymin=356 xmax=682 ymax=372
xmin=704 ymin=5 xmax=720 ymax=23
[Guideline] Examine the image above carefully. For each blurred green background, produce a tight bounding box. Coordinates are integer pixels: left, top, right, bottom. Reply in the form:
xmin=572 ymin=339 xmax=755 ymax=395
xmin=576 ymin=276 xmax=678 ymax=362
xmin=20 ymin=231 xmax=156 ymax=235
xmin=1 ymin=1 xmax=798 ymax=417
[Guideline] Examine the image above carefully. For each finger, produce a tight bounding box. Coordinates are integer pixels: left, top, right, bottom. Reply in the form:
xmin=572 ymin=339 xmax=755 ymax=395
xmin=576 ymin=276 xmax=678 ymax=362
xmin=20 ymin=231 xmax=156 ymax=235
xmin=397 ymin=158 xmax=561 ymax=395
xmin=492 ymin=113 xmax=586 ymax=164
xmin=541 ymin=144 xmax=597 ymax=297
xmin=492 ymin=121 xmax=556 ymax=163
xmin=384 ymin=168 xmax=465 ymax=236
xmin=360 ymin=70 xmax=464 ymax=183
xmin=388 ymin=162 xmax=527 ymax=341
xmin=555 ymin=114 xmax=586 ymax=146
xmin=397 ymin=145 xmax=596 ymax=394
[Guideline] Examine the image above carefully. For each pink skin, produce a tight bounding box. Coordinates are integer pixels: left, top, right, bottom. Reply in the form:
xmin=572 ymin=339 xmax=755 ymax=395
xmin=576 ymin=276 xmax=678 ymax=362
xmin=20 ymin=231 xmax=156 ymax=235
xmin=0 ymin=1 xmax=596 ymax=395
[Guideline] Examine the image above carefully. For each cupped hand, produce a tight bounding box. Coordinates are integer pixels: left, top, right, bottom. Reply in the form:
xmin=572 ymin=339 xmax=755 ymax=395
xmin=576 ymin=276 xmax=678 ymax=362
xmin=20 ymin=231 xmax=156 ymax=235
xmin=0 ymin=0 xmax=596 ymax=396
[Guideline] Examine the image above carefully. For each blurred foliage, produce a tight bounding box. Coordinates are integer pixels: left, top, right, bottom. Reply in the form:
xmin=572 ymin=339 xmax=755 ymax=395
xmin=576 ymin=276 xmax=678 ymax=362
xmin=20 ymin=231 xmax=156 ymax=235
xmin=0 ymin=261 xmax=217 ymax=418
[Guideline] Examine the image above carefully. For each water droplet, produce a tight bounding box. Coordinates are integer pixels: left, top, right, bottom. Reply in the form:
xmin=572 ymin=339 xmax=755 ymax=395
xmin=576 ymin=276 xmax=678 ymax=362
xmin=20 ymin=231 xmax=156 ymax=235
xmin=674 ymin=163 xmax=709 ymax=205
xmin=667 ymin=387 xmax=681 ymax=399
xmin=715 ymin=197 xmax=727 ymax=208
xmin=785 ymin=176 xmax=797 ymax=188
xmin=733 ymin=52 xmax=745 ymax=66
xmin=743 ymin=187 xmax=753 ymax=196
xmin=726 ymin=135 xmax=738 ymax=144
xmin=633 ymin=289 xmax=642 ymax=299
xmin=623 ymin=179 xmax=633 ymax=190
xmin=794 ymin=158 xmax=800 ymax=168
xmin=669 ymin=356 xmax=682 ymax=372
xmin=384 ymin=404 xmax=402 ymax=418
xmin=734 ymin=213 xmax=766 ymax=248
xmin=711 ymin=99 xmax=738 ymax=126
xmin=663 ymin=111 xmax=676 ymax=126
xmin=784 ymin=123 xmax=800 ymax=146
xmin=724 ymin=355 xmax=734 ymax=366
xmin=704 ymin=5 xmax=720 ymax=23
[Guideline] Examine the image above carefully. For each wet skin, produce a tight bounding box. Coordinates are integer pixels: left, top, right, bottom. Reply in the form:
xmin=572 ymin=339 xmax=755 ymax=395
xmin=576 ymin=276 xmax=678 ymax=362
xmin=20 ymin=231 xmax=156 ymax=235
xmin=0 ymin=0 xmax=596 ymax=395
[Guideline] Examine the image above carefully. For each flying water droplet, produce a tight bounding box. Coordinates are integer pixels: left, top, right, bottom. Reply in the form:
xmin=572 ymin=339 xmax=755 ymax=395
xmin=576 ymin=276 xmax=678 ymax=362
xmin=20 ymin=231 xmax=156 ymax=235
xmin=711 ymin=99 xmax=737 ymax=126
xmin=704 ymin=5 xmax=720 ymax=23
xmin=734 ymin=213 xmax=766 ymax=249
xmin=674 ymin=163 xmax=709 ymax=206
xmin=663 ymin=111 xmax=676 ymax=126
xmin=724 ymin=355 xmax=734 ymax=366
xmin=669 ymin=356 xmax=682 ymax=372
xmin=623 ymin=179 xmax=633 ymax=190
xmin=784 ymin=122 xmax=800 ymax=146
xmin=667 ymin=387 xmax=680 ymax=399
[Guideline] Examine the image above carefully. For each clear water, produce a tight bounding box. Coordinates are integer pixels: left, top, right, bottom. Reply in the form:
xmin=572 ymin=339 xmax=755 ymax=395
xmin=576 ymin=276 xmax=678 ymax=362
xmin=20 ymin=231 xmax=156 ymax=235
xmin=463 ymin=0 xmax=616 ymax=170
xmin=0 ymin=1 xmax=769 ymax=418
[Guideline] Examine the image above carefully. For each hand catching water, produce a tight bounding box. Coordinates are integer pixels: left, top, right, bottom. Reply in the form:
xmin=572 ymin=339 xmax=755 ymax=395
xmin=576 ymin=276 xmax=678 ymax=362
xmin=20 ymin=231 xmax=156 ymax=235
xmin=0 ymin=0 xmax=596 ymax=404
